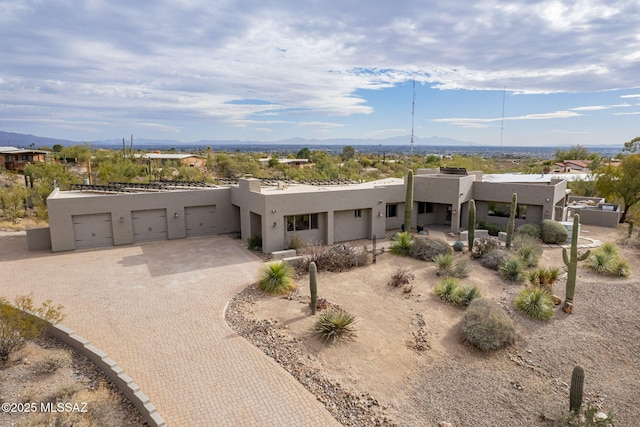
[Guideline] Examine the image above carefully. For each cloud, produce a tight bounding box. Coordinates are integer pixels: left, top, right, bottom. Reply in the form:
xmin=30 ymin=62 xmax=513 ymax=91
xmin=1 ymin=0 xmax=639 ymax=139
xmin=621 ymin=94 xmax=640 ymax=99
xmin=570 ymin=103 xmax=631 ymax=111
xmin=433 ymin=110 xmax=582 ymax=128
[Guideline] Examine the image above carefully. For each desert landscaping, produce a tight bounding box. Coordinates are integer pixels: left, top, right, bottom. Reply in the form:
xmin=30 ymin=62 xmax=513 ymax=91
xmin=226 ymin=225 xmax=639 ymax=427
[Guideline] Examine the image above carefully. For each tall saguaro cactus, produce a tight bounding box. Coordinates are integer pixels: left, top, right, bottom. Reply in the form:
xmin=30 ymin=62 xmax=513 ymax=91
xmin=506 ymin=193 xmax=517 ymax=249
xmin=467 ymin=199 xmax=476 ymax=252
xmin=570 ymin=365 xmax=585 ymax=414
xmin=309 ymin=262 xmax=318 ymax=315
xmin=562 ymin=214 xmax=590 ymax=314
xmin=404 ymin=170 xmax=414 ymax=232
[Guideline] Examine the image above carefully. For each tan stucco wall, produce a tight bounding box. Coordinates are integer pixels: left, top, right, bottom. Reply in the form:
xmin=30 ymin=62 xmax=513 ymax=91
xmin=47 ymin=187 xmax=238 ymax=252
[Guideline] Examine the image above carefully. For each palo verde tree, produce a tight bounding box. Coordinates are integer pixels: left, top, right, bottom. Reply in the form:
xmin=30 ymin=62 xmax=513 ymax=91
xmin=595 ymin=153 xmax=640 ymax=223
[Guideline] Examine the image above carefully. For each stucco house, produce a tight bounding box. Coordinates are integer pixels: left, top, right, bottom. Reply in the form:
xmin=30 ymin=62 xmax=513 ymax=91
xmin=141 ymin=153 xmax=204 ymax=168
xmin=31 ymin=167 xmax=591 ymax=253
xmin=0 ymin=146 xmax=47 ymax=171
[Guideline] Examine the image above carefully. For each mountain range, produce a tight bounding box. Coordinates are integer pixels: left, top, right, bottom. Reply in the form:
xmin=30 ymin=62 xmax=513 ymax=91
xmin=1 ymin=130 xmax=476 ymax=149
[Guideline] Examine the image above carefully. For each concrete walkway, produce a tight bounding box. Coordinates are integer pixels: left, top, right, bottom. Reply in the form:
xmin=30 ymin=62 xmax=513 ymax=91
xmin=0 ymin=233 xmax=339 ymax=427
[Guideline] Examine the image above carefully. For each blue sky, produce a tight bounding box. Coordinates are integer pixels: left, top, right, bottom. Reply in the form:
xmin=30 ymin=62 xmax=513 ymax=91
xmin=1 ymin=0 xmax=639 ymax=146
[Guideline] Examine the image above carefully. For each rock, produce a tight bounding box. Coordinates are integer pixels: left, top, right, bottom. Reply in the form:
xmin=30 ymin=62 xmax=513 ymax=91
xmin=439 ymin=422 xmax=454 ymax=427
xmin=552 ymin=295 xmax=562 ymax=305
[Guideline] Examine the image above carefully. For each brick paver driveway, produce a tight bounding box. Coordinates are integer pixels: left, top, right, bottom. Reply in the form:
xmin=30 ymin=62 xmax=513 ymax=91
xmin=1 ymin=233 xmax=339 ymax=426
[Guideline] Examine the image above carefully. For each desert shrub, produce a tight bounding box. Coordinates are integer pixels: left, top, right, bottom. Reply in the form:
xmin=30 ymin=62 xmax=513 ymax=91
xmin=500 ymin=257 xmax=525 ymax=282
xmin=453 ymin=285 xmax=482 ymax=306
xmin=471 ymin=236 xmax=500 ymax=258
xmin=0 ymin=294 xmax=65 ymax=363
xmin=434 ymin=253 xmax=470 ymax=278
xmin=409 ymin=236 xmax=452 ymax=261
xmin=434 ymin=277 xmax=460 ymax=304
xmin=452 ymin=240 xmax=465 ymax=252
xmin=389 ymin=232 xmax=414 ymax=256
xmin=247 ymin=234 xmax=262 ymax=251
xmin=300 ymin=242 xmax=367 ymax=273
xmin=388 ymin=268 xmax=414 ymax=287
xmin=513 ymin=234 xmax=543 ymax=253
xmin=34 ymin=350 xmax=73 ymax=374
xmin=587 ymin=244 xmax=630 ymax=277
xmin=287 ymin=234 xmax=307 ymax=251
xmin=461 ymin=299 xmax=516 ymax=352
xmin=541 ymin=220 xmax=568 ymax=244
xmin=553 ymin=402 xmax=616 ymax=427
xmin=314 ymin=309 xmax=357 ymax=344
xmin=528 ymin=266 xmax=561 ymax=294
xmin=514 ymin=287 xmax=554 ymax=320
xmin=517 ymin=245 xmax=540 ymax=268
xmin=480 ymin=248 xmax=510 ymax=271
xmin=516 ymin=223 xmax=542 ymax=240
xmin=433 ymin=253 xmax=454 ymax=273
xmin=258 ymin=261 xmax=295 ymax=294
xmin=477 ymin=221 xmax=505 ymax=236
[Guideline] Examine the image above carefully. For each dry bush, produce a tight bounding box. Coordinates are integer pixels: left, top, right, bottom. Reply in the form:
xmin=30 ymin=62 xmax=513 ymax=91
xmin=409 ymin=236 xmax=451 ymax=261
xmin=34 ymin=349 xmax=73 ymax=374
xmin=388 ymin=268 xmax=415 ymax=287
xmin=299 ymin=242 xmax=368 ymax=273
xmin=480 ymin=248 xmax=510 ymax=271
xmin=461 ymin=299 xmax=516 ymax=352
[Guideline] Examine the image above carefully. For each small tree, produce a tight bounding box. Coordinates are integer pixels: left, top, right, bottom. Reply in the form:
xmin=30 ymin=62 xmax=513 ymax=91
xmin=0 ymin=294 xmax=65 ymax=363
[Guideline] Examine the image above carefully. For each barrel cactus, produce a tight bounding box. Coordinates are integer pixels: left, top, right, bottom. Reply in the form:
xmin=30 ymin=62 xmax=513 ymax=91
xmin=570 ymin=365 xmax=585 ymax=414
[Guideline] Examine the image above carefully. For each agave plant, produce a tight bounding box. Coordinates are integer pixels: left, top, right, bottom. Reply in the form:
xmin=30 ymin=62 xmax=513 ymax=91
xmin=314 ymin=309 xmax=357 ymax=343
xmin=434 ymin=277 xmax=460 ymax=304
xmin=453 ymin=285 xmax=481 ymax=306
xmin=500 ymin=257 xmax=525 ymax=283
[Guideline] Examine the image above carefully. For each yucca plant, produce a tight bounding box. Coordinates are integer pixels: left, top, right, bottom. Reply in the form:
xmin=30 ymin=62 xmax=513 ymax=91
xmin=514 ymin=287 xmax=554 ymax=320
xmin=453 ymin=285 xmax=481 ymax=306
xmin=613 ymin=258 xmax=631 ymax=278
xmin=389 ymin=232 xmax=413 ymax=256
xmin=500 ymin=257 xmax=525 ymax=283
xmin=599 ymin=242 xmax=619 ymax=257
xmin=528 ymin=266 xmax=561 ymax=294
xmin=314 ymin=309 xmax=357 ymax=344
xmin=434 ymin=277 xmax=460 ymax=304
xmin=517 ymin=245 xmax=540 ymax=268
xmin=258 ymin=261 xmax=296 ymax=294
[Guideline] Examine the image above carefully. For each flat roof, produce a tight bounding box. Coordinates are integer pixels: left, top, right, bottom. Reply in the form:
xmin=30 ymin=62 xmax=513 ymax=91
xmin=481 ymin=173 xmax=590 ymax=183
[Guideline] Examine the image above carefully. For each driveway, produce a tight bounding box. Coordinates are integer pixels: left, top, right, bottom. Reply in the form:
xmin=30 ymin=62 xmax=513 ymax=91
xmin=0 ymin=233 xmax=339 ymax=426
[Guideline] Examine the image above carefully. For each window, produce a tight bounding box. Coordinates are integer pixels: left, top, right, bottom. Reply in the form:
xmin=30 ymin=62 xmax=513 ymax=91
xmin=487 ymin=202 xmax=527 ymax=219
xmin=285 ymin=213 xmax=319 ymax=231
xmin=386 ymin=204 xmax=397 ymax=218
xmin=354 ymin=209 xmax=362 ymax=218
xmin=418 ymin=202 xmax=434 ymax=214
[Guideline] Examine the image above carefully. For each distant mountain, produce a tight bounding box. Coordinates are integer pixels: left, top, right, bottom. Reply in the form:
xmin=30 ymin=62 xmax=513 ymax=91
xmin=0 ymin=131 xmax=76 ymax=148
xmin=1 ymin=130 xmax=477 ymax=149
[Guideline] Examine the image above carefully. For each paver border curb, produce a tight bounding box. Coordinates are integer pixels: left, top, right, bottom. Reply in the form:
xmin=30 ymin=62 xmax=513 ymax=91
xmin=47 ymin=323 xmax=166 ymax=427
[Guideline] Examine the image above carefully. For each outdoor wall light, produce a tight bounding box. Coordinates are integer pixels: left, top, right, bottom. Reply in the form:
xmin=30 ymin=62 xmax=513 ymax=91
xmin=119 ymin=217 xmax=124 ymax=223
xmin=174 ymin=212 xmax=180 ymax=218
xmin=378 ymin=200 xmax=383 ymax=204
xmin=546 ymin=198 xmax=550 ymax=202
xmin=452 ymin=210 xmax=457 ymax=215
xmin=273 ymin=221 xmax=277 ymax=227
xmin=272 ymin=209 xmax=276 ymax=213
xmin=378 ymin=212 xmax=383 ymax=217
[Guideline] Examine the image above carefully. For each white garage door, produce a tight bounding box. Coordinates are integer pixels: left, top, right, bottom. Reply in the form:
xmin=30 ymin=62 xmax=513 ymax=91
xmin=185 ymin=205 xmax=217 ymax=237
xmin=72 ymin=213 xmax=114 ymax=250
xmin=132 ymin=209 xmax=168 ymax=243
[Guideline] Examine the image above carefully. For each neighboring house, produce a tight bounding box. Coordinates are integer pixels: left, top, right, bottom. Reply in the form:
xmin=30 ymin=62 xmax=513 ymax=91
xmin=38 ymin=168 xmax=581 ymax=253
xmin=0 ymin=146 xmax=47 ymax=171
xmin=140 ymin=153 xmax=204 ymax=168
xmin=554 ymin=159 xmax=591 ymax=173
xmin=257 ymin=158 xmax=311 ymax=168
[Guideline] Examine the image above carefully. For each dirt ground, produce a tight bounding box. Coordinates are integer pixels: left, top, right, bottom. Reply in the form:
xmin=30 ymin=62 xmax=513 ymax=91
xmin=236 ymin=226 xmax=639 ymax=426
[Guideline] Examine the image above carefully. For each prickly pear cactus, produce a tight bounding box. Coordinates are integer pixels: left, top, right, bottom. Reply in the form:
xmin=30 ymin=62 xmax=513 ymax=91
xmin=562 ymin=214 xmax=590 ymax=314
xmin=309 ymin=261 xmax=318 ymax=315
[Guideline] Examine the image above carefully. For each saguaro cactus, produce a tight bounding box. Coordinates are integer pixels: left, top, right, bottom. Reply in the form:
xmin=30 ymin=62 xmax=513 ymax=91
xmin=570 ymin=365 xmax=585 ymax=414
xmin=506 ymin=193 xmax=517 ymax=249
xmin=309 ymin=261 xmax=318 ymax=315
xmin=404 ymin=170 xmax=414 ymax=232
xmin=562 ymin=214 xmax=590 ymax=314
xmin=468 ymin=199 xmax=476 ymax=252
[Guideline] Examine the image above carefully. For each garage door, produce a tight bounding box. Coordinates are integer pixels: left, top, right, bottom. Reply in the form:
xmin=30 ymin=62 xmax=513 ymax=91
xmin=185 ymin=205 xmax=217 ymax=237
xmin=72 ymin=213 xmax=114 ymax=250
xmin=132 ymin=209 xmax=168 ymax=243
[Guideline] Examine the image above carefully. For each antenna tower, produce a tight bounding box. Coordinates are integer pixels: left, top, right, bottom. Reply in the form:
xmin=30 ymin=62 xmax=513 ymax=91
xmin=410 ymin=78 xmax=415 ymax=156
xmin=500 ymin=87 xmax=506 ymax=150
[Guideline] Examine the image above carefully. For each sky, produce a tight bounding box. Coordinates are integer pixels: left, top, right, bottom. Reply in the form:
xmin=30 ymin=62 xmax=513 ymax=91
xmin=1 ymin=0 xmax=639 ymax=147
